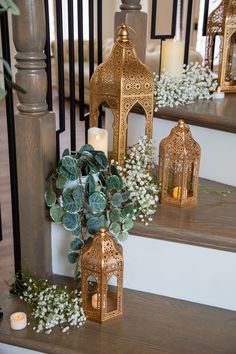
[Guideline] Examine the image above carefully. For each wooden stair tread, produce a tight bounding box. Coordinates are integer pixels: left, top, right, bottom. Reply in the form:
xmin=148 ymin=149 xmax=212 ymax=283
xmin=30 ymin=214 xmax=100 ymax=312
xmin=132 ymin=178 xmax=236 ymax=252
xmin=133 ymin=94 xmax=236 ymax=134
xmin=1 ymin=283 xmax=236 ymax=354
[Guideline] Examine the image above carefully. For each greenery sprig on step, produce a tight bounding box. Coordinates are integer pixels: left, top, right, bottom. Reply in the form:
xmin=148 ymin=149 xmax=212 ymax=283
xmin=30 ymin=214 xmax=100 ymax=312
xmin=45 ymin=145 xmax=135 ymax=277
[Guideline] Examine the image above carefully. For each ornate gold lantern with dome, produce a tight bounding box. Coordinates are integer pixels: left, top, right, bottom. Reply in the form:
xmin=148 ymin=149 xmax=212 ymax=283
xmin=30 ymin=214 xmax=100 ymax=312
xmin=89 ymin=24 xmax=154 ymax=165
xmin=158 ymin=120 xmax=201 ymax=208
xmin=81 ymin=228 xmax=123 ymax=322
xmin=204 ymin=0 xmax=227 ymax=81
xmin=220 ymin=0 xmax=236 ymax=92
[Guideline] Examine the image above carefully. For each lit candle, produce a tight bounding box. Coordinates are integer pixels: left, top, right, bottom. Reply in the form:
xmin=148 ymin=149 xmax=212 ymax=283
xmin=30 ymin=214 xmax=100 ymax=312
xmin=173 ymin=186 xmax=187 ymax=199
xmin=161 ymin=40 xmax=185 ymax=78
xmin=92 ymin=293 xmax=98 ymax=309
xmin=88 ymin=128 xmax=108 ymax=157
xmin=10 ymin=312 xmax=27 ymax=330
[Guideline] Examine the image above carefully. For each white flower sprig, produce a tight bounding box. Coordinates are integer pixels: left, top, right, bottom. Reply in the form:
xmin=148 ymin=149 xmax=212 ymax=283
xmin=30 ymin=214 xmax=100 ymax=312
xmin=13 ymin=272 xmax=86 ymax=334
xmin=154 ymin=62 xmax=218 ymax=109
xmin=113 ymin=136 xmax=160 ymax=225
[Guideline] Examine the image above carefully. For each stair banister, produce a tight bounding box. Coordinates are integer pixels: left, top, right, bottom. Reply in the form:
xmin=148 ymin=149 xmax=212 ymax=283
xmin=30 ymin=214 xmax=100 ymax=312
xmin=12 ymin=0 xmax=56 ymax=277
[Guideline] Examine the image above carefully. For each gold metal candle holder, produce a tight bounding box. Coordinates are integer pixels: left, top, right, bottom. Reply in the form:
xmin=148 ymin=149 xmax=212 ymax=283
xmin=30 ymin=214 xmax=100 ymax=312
xmin=81 ymin=228 xmax=123 ymax=322
xmin=89 ymin=24 xmax=154 ymax=165
xmin=158 ymin=120 xmax=201 ymax=208
xmin=220 ymin=0 xmax=236 ymax=92
xmin=204 ymin=0 xmax=227 ymax=82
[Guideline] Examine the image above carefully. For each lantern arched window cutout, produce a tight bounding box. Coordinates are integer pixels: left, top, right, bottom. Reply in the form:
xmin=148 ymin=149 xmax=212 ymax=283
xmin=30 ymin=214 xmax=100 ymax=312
xmin=158 ymin=120 xmax=201 ymax=208
xmin=89 ymin=24 xmax=154 ymax=164
xmin=204 ymin=0 xmax=227 ymax=80
xmin=220 ymin=0 xmax=236 ymax=92
xmin=81 ymin=228 xmax=123 ymax=322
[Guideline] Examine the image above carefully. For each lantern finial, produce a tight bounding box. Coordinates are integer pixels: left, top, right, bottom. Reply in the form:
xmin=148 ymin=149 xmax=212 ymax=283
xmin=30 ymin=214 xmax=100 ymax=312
xmin=99 ymin=227 xmax=106 ymax=237
xmin=178 ymin=120 xmax=185 ymax=129
xmin=118 ymin=24 xmax=129 ymax=43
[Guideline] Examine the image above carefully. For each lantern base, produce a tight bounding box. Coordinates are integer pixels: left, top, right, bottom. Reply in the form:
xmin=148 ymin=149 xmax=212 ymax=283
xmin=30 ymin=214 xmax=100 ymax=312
xmin=85 ymin=290 xmax=123 ymax=323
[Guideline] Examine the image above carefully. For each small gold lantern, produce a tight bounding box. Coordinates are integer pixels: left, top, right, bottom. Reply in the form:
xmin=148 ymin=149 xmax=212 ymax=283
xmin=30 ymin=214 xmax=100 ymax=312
xmin=81 ymin=228 xmax=123 ymax=322
xmin=220 ymin=0 xmax=236 ymax=92
xmin=89 ymin=24 xmax=154 ymax=164
xmin=158 ymin=120 xmax=201 ymax=208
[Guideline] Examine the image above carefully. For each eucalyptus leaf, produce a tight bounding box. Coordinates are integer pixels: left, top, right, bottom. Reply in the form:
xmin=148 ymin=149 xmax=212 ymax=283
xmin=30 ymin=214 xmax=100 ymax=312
xmin=59 ymin=156 xmax=78 ymax=181
xmin=70 ymin=238 xmax=84 ymax=251
xmin=0 ymin=0 xmax=20 ymax=15
xmin=98 ymin=171 xmax=106 ymax=186
xmin=56 ymin=174 xmax=67 ymax=189
xmin=1 ymin=57 xmax=12 ymax=77
xmin=107 ymin=175 xmax=121 ymax=191
xmin=44 ymin=190 xmax=56 ymax=207
xmin=110 ymin=164 xmax=120 ymax=176
xmin=79 ymin=144 xmax=94 ymax=153
xmin=122 ymin=202 xmax=134 ymax=216
xmin=122 ymin=191 xmax=131 ymax=202
xmin=72 ymin=225 xmax=81 ymax=237
xmin=109 ymin=208 xmax=121 ymax=222
xmin=63 ymin=195 xmax=82 ymax=213
xmin=110 ymin=222 xmax=121 ymax=235
xmin=63 ymin=213 xmax=80 ymax=231
xmin=50 ymin=204 xmax=66 ymax=224
xmin=67 ymin=252 xmax=79 ymax=264
xmin=73 ymin=185 xmax=84 ymax=201
xmin=89 ymin=192 xmax=107 ymax=213
xmin=87 ymin=217 xmax=101 ymax=234
xmin=62 ymin=148 xmax=70 ymax=157
xmin=123 ymin=218 xmax=134 ymax=231
xmin=99 ymin=214 xmax=108 ymax=228
xmin=88 ymin=174 xmax=96 ymax=194
xmin=117 ymin=230 xmax=129 ymax=242
xmin=112 ymin=193 xmax=123 ymax=207
xmin=95 ymin=152 xmax=108 ymax=168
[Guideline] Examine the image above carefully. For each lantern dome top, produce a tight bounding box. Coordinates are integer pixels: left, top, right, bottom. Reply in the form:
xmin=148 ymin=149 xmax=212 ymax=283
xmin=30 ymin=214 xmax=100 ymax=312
xmin=160 ymin=120 xmax=201 ymax=159
xmin=89 ymin=24 xmax=153 ymax=100
xmin=82 ymin=228 xmax=123 ymax=272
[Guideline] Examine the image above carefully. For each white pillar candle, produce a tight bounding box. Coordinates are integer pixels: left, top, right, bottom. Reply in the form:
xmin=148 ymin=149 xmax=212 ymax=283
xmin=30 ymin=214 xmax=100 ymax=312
xmin=92 ymin=293 xmax=98 ymax=309
xmin=161 ymin=40 xmax=185 ymax=78
xmin=88 ymin=128 xmax=108 ymax=157
xmin=10 ymin=312 xmax=27 ymax=330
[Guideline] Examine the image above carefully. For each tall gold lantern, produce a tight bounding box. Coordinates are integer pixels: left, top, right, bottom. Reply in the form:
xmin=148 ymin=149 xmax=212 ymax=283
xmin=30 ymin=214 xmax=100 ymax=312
xmin=158 ymin=120 xmax=201 ymax=208
xmin=89 ymin=24 xmax=154 ymax=164
xmin=204 ymin=0 xmax=227 ymax=80
xmin=220 ymin=0 xmax=236 ymax=92
xmin=81 ymin=228 xmax=123 ymax=322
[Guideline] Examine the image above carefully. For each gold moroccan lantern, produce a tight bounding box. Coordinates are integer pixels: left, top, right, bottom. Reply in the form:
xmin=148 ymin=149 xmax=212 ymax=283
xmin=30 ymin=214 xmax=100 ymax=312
xmin=220 ymin=0 xmax=236 ymax=92
xmin=81 ymin=227 xmax=123 ymax=322
xmin=89 ymin=24 xmax=154 ymax=164
xmin=204 ymin=0 xmax=227 ymax=81
xmin=158 ymin=120 xmax=201 ymax=208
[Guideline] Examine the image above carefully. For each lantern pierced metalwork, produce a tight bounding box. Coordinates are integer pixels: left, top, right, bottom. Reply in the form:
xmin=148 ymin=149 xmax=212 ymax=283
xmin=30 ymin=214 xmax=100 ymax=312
xmin=158 ymin=120 xmax=201 ymax=208
xmin=81 ymin=228 xmax=123 ymax=322
xmin=220 ymin=0 xmax=236 ymax=92
xmin=204 ymin=0 xmax=227 ymax=81
xmin=89 ymin=24 xmax=154 ymax=164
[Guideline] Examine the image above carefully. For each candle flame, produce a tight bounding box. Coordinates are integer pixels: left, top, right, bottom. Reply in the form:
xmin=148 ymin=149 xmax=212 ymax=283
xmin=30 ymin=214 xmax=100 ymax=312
xmin=95 ymin=134 xmax=100 ymax=141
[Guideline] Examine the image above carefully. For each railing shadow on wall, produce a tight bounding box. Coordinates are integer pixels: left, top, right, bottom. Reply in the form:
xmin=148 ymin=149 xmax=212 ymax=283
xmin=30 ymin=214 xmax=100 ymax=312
xmin=0 ymin=0 xmax=211 ymax=274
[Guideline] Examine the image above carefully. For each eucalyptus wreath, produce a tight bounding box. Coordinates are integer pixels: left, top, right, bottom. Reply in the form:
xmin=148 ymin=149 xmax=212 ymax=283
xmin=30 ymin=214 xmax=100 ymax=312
xmin=45 ymin=145 xmax=135 ymax=277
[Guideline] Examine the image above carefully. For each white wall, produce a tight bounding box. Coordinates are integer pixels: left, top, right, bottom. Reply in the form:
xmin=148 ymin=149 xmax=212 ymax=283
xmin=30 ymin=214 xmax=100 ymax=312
xmin=0 ymin=343 xmax=43 ymax=354
xmin=105 ymin=108 xmax=236 ymax=187
xmin=52 ymin=223 xmax=236 ymax=311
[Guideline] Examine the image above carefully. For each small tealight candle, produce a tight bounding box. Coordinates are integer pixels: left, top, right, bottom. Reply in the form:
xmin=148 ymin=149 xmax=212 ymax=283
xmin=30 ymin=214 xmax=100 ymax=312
xmin=173 ymin=186 xmax=187 ymax=199
xmin=88 ymin=128 xmax=108 ymax=157
xmin=92 ymin=293 xmax=98 ymax=309
xmin=10 ymin=312 xmax=27 ymax=330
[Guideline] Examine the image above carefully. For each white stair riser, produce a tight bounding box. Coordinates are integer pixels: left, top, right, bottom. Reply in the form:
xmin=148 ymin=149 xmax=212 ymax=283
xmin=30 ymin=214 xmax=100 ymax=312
xmin=52 ymin=223 xmax=236 ymax=311
xmin=105 ymin=108 xmax=236 ymax=187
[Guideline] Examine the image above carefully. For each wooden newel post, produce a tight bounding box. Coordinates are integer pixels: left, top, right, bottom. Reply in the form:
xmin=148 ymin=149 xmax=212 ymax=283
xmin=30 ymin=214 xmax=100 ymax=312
xmin=12 ymin=0 xmax=56 ymax=277
xmin=114 ymin=0 xmax=147 ymax=63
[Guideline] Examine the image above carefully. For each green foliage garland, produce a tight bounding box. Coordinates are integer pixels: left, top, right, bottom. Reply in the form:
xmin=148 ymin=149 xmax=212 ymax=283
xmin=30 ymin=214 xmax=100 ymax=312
xmin=45 ymin=145 xmax=135 ymax=278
